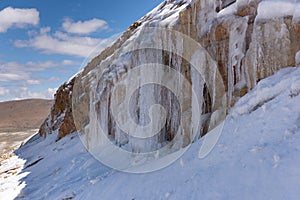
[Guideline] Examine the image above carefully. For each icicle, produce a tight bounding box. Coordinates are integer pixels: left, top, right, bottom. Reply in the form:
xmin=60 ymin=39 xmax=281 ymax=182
xmin=187 ymin=7 xmax=191 ymax=36
xmin=193 ymin=3 xmax=197 ymax=25
xmin=227 ymin=17 xmax=248 ymax=105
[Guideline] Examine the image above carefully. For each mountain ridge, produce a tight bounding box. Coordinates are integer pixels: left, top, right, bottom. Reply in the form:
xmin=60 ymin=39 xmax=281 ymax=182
xmin=0 ymin=98 xmax=53 ymax=133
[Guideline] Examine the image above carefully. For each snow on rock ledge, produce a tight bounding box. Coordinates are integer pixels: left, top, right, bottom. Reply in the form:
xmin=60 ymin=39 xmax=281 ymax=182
xmin=256 ymin=0 xmax=300 ymax=21
xmin=231 ymin=67 xmax=300 ymax=117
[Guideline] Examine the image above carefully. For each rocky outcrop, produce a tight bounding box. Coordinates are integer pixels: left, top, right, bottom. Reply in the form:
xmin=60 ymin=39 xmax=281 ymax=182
xmin=39 ymin=0 xmax=300 ymax=146
xmin=39 ymin=78 xmax=76 ymax=141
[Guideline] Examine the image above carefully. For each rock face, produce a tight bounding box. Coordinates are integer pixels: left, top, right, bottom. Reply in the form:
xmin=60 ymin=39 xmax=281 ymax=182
xmin=39 ymin=78 xmax=76 ymax=141
xmin=39 ymin=0 xmax=300 ymax=151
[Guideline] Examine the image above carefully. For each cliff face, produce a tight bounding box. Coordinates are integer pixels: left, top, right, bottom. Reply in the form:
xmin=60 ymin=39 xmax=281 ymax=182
xmin=39 ymin=78 xmax=76 ymax=141
xmin=39 ymin=0 xmax=300 ymax=149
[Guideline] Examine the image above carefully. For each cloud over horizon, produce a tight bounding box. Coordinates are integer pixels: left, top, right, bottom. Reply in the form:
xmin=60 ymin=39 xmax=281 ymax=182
xmin=0 ymin=85 xmax=57 ymax=101
xmin=14 ymin=87 xmax=57 ymax=100
xmin=0 ymin=60 xmax=79 ymax=101
xmin=0 ymin=60 xmax=79 ymax=80
xmin=0 ymin=86 xmax=9 ymax=96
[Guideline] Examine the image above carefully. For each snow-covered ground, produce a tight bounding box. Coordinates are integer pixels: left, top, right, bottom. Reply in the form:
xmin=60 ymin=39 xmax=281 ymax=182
xmin=1 ymin=66 xmax=300 ymax=199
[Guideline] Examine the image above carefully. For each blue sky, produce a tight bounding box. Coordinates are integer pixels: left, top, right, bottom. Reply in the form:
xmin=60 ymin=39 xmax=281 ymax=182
xmin=0 ymin=0 xmax=162 ymax=102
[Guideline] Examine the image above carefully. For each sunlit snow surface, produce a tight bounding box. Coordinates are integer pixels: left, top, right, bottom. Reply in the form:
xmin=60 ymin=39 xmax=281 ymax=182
xmin=256 ymin=0 xmax=300 ymax=21
xmin=217 ymin=0 xmax=300 ymax=20
xmin=0 ymin=67 xmax=299 ymax=199
xmin=0 ymin=156 xmax=27 ymax=200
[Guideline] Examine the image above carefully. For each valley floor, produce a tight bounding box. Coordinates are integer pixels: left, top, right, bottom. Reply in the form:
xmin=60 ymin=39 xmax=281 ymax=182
xmin=0 ymin=130 xmax=38 ymax=160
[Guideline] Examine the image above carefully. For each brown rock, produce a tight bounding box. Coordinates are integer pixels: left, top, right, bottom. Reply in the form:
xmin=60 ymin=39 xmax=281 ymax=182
xmin=129 ymin=22 xmax=141 ymax=30
xmin=214 ymin=23 xmax=229 ymax=41
xmin=39 ymin=78 xmax=77 ymax=141
xmin=237 ymin=6 xmax=251 ymax=17
xmin=237 ymin=0 xmax=260 ymax=19
xmin=294 ymin=22 xmax=300 ymax=41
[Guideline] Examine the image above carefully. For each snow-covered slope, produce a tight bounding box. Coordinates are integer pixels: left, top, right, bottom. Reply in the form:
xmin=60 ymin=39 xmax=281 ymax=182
xmin=1 ymin=66 xmax=300 ymax=199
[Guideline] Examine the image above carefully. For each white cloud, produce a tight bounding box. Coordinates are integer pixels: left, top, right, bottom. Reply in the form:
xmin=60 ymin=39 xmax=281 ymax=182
xmin=61 ymin=60 xmax=76 ymax=65
xmin=27 ymin=79 xmax=40 ymax=85
xmin=0 ymin=60 xmax=74 ymax=82
xmin=0 ymin=62 xmax=31 ymax=82
xmin=0 ymin=60 xmax=79 ymax=74
xmin=0 ymin=73 xmax=29 ymax=81
xmin=40 ymin=26 xmax=51 ymax=34
xmin=48 ymin=77 xmax=60 ymax=82
xmin=0 ymin=60 xmax=77 ymax=98
xmin=0 ymin=60 xmax=75 ymax=100
xmin=62 ymin=18 xmax=108 ymax=34
xmin=16 ymin=87 xmax=57 ymax=100
xmin=25 ymin=59 xmax=79 ymax=69
xmin=0 ymin=86 xmax=9 ymax=96
xmin=46 ymin=88 xmax=57 ymax=97
xmin=0 ymin=7 xmax=39 ymax=33
xmin=15 ymin=29 xmax=119 ymax=57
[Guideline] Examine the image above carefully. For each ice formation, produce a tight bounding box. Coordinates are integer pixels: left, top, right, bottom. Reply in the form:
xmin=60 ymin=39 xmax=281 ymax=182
xmin=70 ymin=0 xmax=300 ymax=158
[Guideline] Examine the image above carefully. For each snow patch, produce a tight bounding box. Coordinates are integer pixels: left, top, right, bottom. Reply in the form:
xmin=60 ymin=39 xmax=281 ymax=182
xmin=217 ymin=2 xmax=237 ymax=18
xmin=257 ymin=0 xmax=300 ymax=21
xmin=290 ymin=78 xmax=300 ymax=97
xmin=0 ymin=155 xmax=27 ymax=200
xmin=231 ymin=67 xmax=300 ymax=117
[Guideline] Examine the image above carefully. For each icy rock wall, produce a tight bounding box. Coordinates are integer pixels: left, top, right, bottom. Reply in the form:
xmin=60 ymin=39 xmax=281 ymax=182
xmin=73 ymin=28 xmax=222 ymax=152
xmin=39 ymin=0 xmax=300 ymax=151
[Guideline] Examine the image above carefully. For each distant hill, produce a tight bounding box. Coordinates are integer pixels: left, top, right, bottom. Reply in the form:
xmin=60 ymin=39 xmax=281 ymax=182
xmin=0 ymin=99 xmax=53 ymax=133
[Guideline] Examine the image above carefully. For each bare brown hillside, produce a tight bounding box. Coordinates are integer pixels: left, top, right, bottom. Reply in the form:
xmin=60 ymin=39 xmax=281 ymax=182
xmin=0 ymin=99 xmax=53 ymax=133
